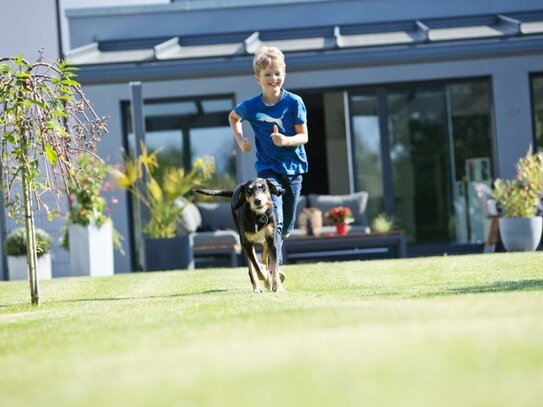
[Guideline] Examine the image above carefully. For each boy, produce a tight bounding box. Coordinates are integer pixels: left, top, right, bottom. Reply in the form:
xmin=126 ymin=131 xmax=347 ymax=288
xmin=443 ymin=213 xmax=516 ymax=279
xmin=228 ymin=46 xmax=308 ymax=264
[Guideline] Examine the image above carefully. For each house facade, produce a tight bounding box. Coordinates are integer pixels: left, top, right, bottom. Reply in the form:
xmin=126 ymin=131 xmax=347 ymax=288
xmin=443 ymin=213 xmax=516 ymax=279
xmin=3 ymin=0 xmax=543 ymax=276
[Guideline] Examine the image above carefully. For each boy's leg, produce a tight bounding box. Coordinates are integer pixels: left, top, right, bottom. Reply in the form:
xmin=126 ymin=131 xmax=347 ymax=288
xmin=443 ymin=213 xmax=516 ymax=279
xmin=281 ymin=174 xmax=303 ymax=238
xmin=258 ymin=171 xmax=284 ymax=263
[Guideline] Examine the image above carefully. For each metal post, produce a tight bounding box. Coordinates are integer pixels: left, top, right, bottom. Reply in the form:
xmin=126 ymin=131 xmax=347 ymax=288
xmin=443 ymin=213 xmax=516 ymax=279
xmin=129 ymin=82 xmax=147 ymax=271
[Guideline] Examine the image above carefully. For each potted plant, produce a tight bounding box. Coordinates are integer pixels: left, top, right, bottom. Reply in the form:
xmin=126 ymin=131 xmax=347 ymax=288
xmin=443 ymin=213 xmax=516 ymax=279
xmin=325 ymin=206 xmax=354 ymax=235
xmin=493 ymin=149 xmax=543 ymax=252
xmin=5 ymin=228 xmax=53 ymax=280
xmin=110 ymin=142 xmax=214 ymax=271
xmin=63 ymin=152 xmax=119 ymax=277
xmin=372 ymin=213 xmax=395 ymax=233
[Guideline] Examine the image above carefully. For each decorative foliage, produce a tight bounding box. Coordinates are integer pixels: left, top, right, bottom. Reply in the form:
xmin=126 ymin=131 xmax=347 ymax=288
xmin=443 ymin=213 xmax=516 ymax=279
xmin=4 ymin=227 xmax=52 ymax=258
xmin=0 ymin=53 xmax=107 ymax=221
xmin=67 ymin=152 xmax=111 ymax=227
xmin=372 ymin=213 xmax=395 ymax=233
xmin=111 ymin=142 xmax=215 ymax=239
xmin=325 ymin=206 xmax=354 ymax=225
xmin=0 ymin=53 xmax=107 ymax=304
xmin=493 ymin=179 xmax=539 ymax=218
xmin=493 ymin=149 xmax=543 ymax=218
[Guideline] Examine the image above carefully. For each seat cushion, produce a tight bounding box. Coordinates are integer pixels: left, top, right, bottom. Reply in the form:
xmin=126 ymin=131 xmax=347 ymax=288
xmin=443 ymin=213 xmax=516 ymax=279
xmin=175 ymin=197 xmax=202 ymax=235
xmin=196 ymin=202 xmax=235 ymax=230
xmin=308 ymin=192 xmax=369 ymax=226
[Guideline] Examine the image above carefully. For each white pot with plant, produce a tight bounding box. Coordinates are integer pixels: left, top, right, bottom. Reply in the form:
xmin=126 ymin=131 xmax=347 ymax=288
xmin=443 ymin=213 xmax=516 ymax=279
xmin=493 ymin=150 xmax=543 ymax=252
xmin=5 ymin=228 xmax=53 ymax=280
xmin=63 ymin=153 xmax=118 ymax=277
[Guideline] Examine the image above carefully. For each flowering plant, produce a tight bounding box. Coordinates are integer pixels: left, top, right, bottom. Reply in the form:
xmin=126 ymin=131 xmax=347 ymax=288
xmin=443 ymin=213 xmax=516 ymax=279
xmin=62 ymin=152 xmax=123 ymax=252
xmin=325 ymin=206 xmax=354 ymax=225
xmin=67 ymin=152 xmax=112 ymax=227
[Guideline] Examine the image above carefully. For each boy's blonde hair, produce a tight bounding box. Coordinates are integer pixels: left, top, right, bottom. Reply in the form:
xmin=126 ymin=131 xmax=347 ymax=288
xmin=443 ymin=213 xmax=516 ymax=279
xmin=253 ymin=46 xmax=286 ymax=75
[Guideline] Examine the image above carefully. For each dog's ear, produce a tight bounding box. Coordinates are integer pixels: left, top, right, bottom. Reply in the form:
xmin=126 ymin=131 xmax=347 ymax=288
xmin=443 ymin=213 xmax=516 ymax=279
xmin=265 ymin=178 xmax=285 ymax=196
xmin=232 ymin=182 xmax=248 ymax=210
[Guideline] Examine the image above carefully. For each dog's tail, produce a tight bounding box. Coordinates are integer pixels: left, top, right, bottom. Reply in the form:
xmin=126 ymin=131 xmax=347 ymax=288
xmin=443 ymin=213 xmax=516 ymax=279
xmin=193 ymin=188 xmax=233 ymax=198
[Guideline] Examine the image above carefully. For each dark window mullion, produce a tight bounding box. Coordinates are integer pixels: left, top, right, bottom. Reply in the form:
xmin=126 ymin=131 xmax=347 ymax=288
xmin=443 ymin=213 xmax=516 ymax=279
xmin=378 ymin=88 xmax=395 ymax=216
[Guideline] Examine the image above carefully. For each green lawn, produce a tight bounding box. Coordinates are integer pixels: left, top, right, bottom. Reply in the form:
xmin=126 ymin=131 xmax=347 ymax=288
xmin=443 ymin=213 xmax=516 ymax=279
xmin=1 ymin=252 xmax=542 ymax=407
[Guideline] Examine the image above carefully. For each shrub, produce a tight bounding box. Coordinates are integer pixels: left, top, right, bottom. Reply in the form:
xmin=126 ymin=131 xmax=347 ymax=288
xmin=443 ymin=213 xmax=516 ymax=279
xmin=372 ymin=213 xmax=395 ymax=233
xmin=4 ymin=228 xmax=52 ymax=257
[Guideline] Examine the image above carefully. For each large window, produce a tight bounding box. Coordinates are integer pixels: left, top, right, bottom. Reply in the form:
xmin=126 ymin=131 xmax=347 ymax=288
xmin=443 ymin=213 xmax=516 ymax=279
xmin=350 ymin=79 xmax=493 ymax=245
xmin=124 ymin=95 xmax=236 ymax=269
xmin=532 ymin=74 xmax=543 ymax=150
xmin=126 ymin=96 xmax=237 ymax=189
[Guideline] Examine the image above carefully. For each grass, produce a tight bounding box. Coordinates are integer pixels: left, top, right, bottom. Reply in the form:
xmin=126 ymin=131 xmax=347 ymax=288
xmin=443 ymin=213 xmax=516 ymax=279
xmin=1 ymin=252 xmax=543 ymax=407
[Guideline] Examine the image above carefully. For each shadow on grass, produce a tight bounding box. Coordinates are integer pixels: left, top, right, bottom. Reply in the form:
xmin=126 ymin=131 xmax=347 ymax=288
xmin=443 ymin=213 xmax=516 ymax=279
xmin=55 ymin=289 xmax=230 ymax=304
xmin=445 ymin=279 xmax=543 ymax=296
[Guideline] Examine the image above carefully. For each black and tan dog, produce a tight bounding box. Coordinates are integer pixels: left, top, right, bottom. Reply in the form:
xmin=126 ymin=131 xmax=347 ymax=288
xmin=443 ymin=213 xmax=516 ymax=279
xmin=195 ymin=178 xmax=285 ymax=293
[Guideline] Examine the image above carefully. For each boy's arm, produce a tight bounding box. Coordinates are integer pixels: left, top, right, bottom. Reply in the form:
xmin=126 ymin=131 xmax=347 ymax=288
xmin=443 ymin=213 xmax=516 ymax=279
xmin=228 ymin=110 xmax=251 ymax=152
xmin=271 ymin=123 xmax=308 ymax=147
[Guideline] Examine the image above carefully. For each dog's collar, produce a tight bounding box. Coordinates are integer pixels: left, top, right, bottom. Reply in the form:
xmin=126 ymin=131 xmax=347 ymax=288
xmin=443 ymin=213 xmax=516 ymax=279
xmin=257 ymin=214 xmax=269 ymax=226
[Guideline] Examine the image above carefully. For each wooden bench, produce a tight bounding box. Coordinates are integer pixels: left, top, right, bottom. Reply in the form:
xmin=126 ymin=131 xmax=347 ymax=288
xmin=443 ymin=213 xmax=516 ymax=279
xmin=284 ymin=230 xmax=407 ymax=263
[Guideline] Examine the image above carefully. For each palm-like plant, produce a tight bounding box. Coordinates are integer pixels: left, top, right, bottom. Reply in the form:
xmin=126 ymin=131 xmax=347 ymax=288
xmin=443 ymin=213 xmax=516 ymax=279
xmin=111 ymin=142 xmax=214 ymax=238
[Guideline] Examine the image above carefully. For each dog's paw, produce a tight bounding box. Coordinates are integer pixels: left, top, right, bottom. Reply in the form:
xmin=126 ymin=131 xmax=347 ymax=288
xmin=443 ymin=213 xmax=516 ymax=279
xmin=253 ymin=287 xmax=263 ymax=294
xmin=272 ymin=284 xmax=286 ymax=293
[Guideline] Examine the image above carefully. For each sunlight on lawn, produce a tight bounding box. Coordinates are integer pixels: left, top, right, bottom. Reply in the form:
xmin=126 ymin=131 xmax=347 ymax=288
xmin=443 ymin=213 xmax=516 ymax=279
xmin=1 ymin=252 xmax=542 ymax=406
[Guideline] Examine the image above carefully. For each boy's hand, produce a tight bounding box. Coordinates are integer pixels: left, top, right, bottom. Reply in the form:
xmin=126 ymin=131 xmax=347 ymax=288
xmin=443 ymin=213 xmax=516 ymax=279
xmin=238 ymin=137 xmax=252 ymax=152
xmin=271 ymin=124 xmax=288 ymax=147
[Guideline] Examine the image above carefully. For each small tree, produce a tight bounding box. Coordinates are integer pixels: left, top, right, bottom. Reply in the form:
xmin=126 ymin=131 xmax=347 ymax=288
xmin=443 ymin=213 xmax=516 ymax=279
xmin=0 ymin=53 xmax=107 ymax=304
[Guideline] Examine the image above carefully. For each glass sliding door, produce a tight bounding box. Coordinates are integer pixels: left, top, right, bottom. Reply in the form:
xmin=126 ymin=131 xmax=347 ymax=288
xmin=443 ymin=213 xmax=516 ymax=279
xmin=349 ymin=79 xmax=493 ymax=246
xmin=447 ymin=82 xmax=493 ymax=243
xmin=387 ymin=86 xmax=452 ymax=243
xmin=532 ymin=74 xmax=543 ymax=150
xmin=124 ymin=95 xmax=237 ymax=269
xmin=350 ymin=93 xmax=384 ymax=221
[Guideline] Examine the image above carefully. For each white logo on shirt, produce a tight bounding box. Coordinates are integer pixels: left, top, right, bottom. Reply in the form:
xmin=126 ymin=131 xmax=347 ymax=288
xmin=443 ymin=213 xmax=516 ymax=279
xmin=255 ymin=109 xmax=287 ymax=130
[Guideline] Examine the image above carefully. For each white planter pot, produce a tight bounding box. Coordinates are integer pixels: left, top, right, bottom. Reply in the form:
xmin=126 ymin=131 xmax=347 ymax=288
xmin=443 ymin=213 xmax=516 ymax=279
xmin=8 ymin=253 xmax=52 ymax=281
xmin=499 ymin=216 xmax=543 ymax=252
xmin=69 ymin=221 xmax=114 ymax=277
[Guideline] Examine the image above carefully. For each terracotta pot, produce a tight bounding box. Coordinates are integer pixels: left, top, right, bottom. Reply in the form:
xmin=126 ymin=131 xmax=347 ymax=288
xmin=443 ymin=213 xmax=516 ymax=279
xmin=335 ymin=223 xmax=349 ymax=236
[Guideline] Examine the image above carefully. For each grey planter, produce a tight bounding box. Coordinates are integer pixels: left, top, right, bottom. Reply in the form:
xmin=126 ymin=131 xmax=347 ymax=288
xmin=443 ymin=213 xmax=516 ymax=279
xmin=498 ymin=216 xmax=543 ymax=252
xmin=8 ymin=253 xmax=52 ymax=280
xmin=143 ymin=235 xmax=194 ymax=271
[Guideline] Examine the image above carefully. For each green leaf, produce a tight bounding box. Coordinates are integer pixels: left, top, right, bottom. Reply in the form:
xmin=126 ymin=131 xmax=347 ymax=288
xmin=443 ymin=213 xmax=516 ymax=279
xmin=28 ymin=99 xmax=47 ymax=108
xmin=52 ymin=109 xmax=69 ymax=117
xmin=61 ymin=79 xmax=79 ymax=86
xmin=44 ymin=143 xmax=58 ymax=165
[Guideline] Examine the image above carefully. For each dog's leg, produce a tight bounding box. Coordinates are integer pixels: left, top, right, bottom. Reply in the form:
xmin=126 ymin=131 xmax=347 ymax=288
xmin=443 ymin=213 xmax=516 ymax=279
xmin=265 ymin=235 xmax=284 ymax=292
xmin=259 ymin=243 xmax=272 ymax=290
xmin=243 ymin=243 xmax=264 ymax=293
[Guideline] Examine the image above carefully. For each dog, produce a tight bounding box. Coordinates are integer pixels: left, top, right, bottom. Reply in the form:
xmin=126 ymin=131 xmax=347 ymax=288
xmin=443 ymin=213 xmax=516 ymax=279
xmin=195 ymin=178 xmax=285 ymax=293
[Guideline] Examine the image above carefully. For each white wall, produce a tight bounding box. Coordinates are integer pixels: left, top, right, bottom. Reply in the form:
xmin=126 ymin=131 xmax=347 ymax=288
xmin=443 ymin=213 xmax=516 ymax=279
xmin=0 ymin=0 xmax=59 ymax=60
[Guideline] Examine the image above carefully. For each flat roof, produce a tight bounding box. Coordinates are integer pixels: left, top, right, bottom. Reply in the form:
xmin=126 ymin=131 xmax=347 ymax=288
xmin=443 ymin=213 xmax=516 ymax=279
xmin=66 ymin=11 xmax=543 ymax=66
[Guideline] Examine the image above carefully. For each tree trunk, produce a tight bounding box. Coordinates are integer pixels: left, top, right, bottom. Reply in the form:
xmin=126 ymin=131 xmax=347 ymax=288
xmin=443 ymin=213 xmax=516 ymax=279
xmin=22 ymin=167 xmax=39 ymax=305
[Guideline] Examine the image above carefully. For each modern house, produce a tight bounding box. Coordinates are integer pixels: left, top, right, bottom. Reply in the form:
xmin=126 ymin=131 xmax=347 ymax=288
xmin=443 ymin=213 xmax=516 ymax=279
xmin=2 ymin=0 xmax=543 ymax=276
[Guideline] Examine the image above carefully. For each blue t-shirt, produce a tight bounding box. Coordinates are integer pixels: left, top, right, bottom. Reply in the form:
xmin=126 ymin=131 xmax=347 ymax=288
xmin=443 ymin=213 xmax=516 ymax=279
xmin=235 ymin=89 xmax=308 ymax=175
